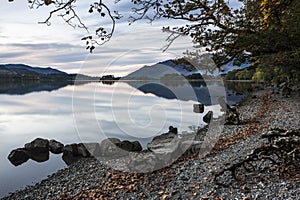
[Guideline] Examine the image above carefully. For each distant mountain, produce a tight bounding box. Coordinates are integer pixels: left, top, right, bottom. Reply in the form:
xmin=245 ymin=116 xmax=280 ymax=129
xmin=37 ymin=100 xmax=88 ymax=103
xmin=123 ymin=58 xmax=248 ymax=105
xmin=123 ymin=58 xmax=250 ymax=80
xmin=0 ymin=64 xmax=99 ymax=95
xmin=0 ymin=64 xmax=67 ymax=75
xmin=123 ymin=59 xmax=203 ymax=80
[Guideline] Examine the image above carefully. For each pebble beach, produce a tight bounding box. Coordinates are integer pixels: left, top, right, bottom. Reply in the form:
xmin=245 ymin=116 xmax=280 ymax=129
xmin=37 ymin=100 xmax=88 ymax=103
xmin=2 ymin=88 xmax=300 ymax=200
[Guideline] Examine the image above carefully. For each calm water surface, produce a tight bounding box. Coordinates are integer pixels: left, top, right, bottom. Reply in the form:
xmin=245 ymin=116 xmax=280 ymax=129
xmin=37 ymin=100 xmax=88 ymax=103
xmin=0 ymin=81 xmax=245 ymax=197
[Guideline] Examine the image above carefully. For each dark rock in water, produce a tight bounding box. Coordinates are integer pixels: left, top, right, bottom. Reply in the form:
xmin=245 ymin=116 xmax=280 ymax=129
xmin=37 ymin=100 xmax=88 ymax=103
xmin=99 ymin=138 xmax=128 ymax=158
xmin=63 ymin=143 xmax=90 ymax=158
xmin=77 ymin=143 xmax=91 ymax=157
xmin=116 ymin=140 xmax=142 ymax=152
xmin=62 ymin=151 xmax=81 ymax=166
xmin=62 ymin=143 xmax=91 ymax=165
xmin=63 ymin=144 xmax=78 ymax=156
xmin=24 ymin=138 xmax=49 ymax=153
xmin=49 ymin=139 xmax=64 ymax=154
xmin=168 ymin=126 xmax=178 ymax=134
xmin=203 ymin=111 xmax=213 ymax=124
xmin=193 ymin=104 xmax=204 ymax=113
xmin=27 ymin=151 xmax=49 ymax=163
xmin=83 ymin=143 xmax=102 ymax=157
xmin=8 ymin=148 xmax=30 ymax=166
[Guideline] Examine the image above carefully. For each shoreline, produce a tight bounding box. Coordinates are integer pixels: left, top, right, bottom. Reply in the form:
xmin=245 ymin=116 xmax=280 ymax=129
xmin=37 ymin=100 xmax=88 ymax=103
xmin=2 ymin=88 xmax=299 ymax=199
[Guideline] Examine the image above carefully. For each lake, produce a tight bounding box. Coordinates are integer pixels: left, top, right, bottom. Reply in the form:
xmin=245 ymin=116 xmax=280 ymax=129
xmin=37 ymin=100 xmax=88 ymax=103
xmin=0 ymin=80 xmax=248 ymax=197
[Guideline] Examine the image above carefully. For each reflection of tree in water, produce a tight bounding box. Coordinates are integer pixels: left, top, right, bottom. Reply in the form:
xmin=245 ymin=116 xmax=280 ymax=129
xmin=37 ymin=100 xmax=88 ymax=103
xmin=224 ymin=81 xmax=264 ymax=95
xmin=188 ymin=81 xmax=206 ymax=88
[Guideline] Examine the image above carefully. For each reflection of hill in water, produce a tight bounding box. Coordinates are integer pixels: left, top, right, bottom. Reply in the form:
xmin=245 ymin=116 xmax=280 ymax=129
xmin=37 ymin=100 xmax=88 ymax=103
xmin=0 ymin=80 xmax=87 ymax=95
xmin=125 ymin=81 xmax=247 ymax=106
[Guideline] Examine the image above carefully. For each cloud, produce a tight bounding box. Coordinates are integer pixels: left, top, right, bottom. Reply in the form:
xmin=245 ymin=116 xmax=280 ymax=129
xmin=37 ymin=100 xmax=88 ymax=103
xmin=0 ymin=1 xmax=198 ymax=76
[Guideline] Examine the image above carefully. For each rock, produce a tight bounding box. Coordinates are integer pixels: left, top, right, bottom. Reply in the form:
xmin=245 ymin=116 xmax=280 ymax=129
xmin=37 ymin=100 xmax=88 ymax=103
xmin=168 ymin=126 xmax=178 ymax=134
xmin=63 ymin=144 xmax=79 ymax=156
xmin=62 ymin=143 xmax=90 ymax=158
xmin=128 ymin=152 xmax=158 ymax=173
xmin=203 ymin=111 xmax=213 ymax=124
xmin=49 ymin=139 xmax=64 ymax=154
xmin=147 ymin=132 xmax=179 ymax=154
xmin=116 ymin=140 xmax=142 ymax=152
xmin=225 ymin=106 xmax=240 ymax=125
xmin=24 ymin=138 xmax=49 ymax=153
xmin=99 ymin=138 xmax=128 ymax=158
xmin=83 ymin=143 xmax=102 ymax=157
xmin=8 ymin=148 xmax=30 ymax=166
xmin=217 ymin=97 xmax=240 ymax=125
xmin=62 ymin=144 xmax=90 ymax=165
xmin=193 ymin=104 xmax=204 ymax=113
xmin=62 ymin=152 xmax=81 ymax=166
xmin=77 ymin=143 xmax=91 ymax=158
xmin=281 ymin=86 xmax=292 ymax=97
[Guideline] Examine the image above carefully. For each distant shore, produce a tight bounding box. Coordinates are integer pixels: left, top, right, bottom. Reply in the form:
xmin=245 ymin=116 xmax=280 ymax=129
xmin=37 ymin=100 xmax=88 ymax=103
xmin=2 ymin=87 xmax=299 ymax=200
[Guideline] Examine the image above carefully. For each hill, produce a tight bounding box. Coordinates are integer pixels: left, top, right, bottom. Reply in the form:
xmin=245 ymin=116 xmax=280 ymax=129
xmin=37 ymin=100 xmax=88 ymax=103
xmin=0 ymin=64 xmax=67 ymax=75
xmin=123 ymin=59 xmax=204 ymax=80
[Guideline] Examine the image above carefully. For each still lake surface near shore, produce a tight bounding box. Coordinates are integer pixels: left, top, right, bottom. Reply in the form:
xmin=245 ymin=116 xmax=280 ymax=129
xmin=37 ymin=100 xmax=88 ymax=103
xmin=0 ymin=80 xmax=248 ymax=197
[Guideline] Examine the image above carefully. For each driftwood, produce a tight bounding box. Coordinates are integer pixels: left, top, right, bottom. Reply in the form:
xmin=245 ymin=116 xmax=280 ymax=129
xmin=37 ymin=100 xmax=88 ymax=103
xmin=214 ymin=128 xmax=300 ymax=187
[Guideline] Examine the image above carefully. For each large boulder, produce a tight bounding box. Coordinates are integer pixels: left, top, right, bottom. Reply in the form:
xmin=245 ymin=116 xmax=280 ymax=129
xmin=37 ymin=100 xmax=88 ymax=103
xmin=62 ymin=143 xmax=91 ymax=165
xmin=24 ymin=138 xmax=49 ymax=153
xmin=49 ymin=139 xmax=64 ymax=154
xmin=116 ymin=140 xmax=142 ymax=152
xmin=62 ymin=143 xmax=90 ymax=158
xmin=83 ymin=143 xmax=102 ymax=157
xmin=99 ymin=138 xmax=128 ymax=158
xmin=77 ymin=143 xmax=91 ymax=157
xmin=147 ymin=132 xmax=179 ymax=154
xmin=8 ymin=148 xmax=30 ymax=166
xmin=128 ymin=152 xmax=158 ymax=173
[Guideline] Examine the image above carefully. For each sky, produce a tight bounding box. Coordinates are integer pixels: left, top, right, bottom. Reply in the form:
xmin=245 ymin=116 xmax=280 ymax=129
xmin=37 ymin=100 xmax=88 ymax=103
xmin=0 ymin=0 xmax=243 ymax=76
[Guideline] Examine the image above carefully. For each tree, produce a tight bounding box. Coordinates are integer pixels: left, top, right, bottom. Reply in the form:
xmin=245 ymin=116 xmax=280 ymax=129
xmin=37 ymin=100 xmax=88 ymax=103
xmin=8 ymin=0 xmax=122 ymax=52
xmin=8 ymin=0 xmax=300 ymax=83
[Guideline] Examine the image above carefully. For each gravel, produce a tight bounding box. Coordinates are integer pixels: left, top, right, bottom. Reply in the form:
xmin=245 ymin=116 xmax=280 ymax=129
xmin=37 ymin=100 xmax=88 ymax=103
xmin=2 ymin=89 xmax=299 ymax=200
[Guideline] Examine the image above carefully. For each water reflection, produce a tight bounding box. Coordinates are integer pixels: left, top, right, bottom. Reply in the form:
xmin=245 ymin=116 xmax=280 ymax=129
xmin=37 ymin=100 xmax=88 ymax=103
xmin=0 ymin=80 xmax=259 ymax=197
xmin=0 ymin=79 xmax=89 ymax=95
